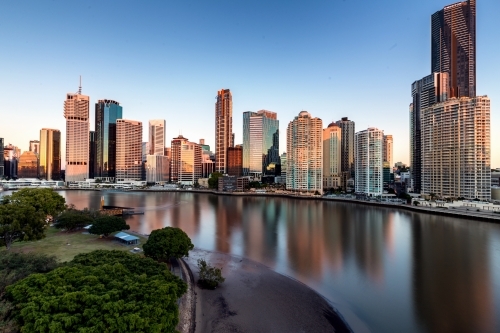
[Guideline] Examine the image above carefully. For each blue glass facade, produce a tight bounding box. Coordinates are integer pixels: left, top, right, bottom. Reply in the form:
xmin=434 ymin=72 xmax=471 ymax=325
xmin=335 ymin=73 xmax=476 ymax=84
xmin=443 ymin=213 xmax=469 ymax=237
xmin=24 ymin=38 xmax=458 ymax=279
xmin=95 ymin=100 xmax=122 ymax=178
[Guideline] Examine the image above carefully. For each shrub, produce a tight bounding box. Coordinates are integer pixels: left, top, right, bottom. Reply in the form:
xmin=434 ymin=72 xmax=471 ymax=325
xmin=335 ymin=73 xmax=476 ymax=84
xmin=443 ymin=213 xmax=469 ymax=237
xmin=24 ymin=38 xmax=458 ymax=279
xmin=197 ymin=259 xmax=225 ymax=289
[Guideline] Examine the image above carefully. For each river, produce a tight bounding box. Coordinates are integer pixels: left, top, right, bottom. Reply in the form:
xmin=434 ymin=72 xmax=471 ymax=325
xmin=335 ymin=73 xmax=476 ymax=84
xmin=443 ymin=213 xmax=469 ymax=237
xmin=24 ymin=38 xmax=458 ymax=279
xmin=9 ymin=190 xmax=500 ymax=333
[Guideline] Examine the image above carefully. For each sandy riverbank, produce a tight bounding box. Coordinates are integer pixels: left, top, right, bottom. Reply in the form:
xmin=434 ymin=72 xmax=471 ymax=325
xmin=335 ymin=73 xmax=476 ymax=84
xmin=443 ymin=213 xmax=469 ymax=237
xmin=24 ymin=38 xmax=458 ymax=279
xmin=184 ymin=248 xmax=351 ymax=333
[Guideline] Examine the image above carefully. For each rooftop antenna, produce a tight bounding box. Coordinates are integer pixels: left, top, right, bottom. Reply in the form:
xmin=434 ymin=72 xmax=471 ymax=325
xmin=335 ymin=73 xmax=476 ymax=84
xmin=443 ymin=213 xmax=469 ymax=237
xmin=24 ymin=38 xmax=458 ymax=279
xmin=78 ymin=75 xmax=82 ymax=94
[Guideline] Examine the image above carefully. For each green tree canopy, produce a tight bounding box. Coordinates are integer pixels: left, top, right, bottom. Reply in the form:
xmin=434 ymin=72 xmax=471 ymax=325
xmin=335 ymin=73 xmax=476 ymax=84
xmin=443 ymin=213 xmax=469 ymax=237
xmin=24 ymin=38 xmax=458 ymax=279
xmin=54 ymin=208 xmax=94 ymax=231
xmin=3 ymin=188 xmax=66 ymax=218
xmin=208 ymin=172 xmax=223 ymax=189
xmin=0 ymin=203 xmax=47 ymax=250
xmin=6 ymin=250 xmax=186 ymax=333
xmin=143 ymin=227 xmax=194 ymax=261
xmin=88 ymin=215 xmax=130 ymax=237
xmin=197 ymin=258 xmax=225 ymax=289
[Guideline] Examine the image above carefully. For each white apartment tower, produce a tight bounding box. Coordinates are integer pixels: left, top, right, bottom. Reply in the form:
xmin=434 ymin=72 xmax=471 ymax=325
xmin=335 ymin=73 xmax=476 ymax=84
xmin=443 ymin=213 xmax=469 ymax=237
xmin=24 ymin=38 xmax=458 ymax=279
xmin=355 ymin=128 xmax=384 ymax=196
xmin=421 ymin=96 xmax=490 ymax=200
xmin=323 ymin=123 xmax=342 ymax=189
xmin=64 ymin=81 xmax=90 ymax=182
xmin=149 ymin=120 xmax=166 ymax=155
xmin=286 ymin=111 xmax=323 ymax=193
xmin=116 ymin=119 xmax=143 ymax=182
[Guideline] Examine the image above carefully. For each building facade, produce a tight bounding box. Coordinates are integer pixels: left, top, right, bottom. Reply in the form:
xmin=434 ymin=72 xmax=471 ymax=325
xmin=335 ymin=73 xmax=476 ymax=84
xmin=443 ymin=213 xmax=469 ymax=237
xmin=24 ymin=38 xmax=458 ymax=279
xmin=171 ymin=135 xmax=202 ymax=185
xmin=64 ymin=87 xmax=90 ymax=182
xmin=116 ymin=119 xmax=143 ymax=182
xmin=242 ymin=110 xmax=280 ymax=178
xmin=39 ymin=128 xmax=61 ymax=180
xmin=336 ymin=117 xmax=355 ymax=190
xmin=146 ymin=154 xmax=170 ymax=183
xmin=215 ymin=89 xmax=232 ymax=174
xmin=323 ymin=123 xmax=342 ymax=190
xmin=18 ymin=151 xmax=38 ymax=178
xmin=286 ymin=111 xmax=322 ymax=193
xmin=149 ymin=119 xmax=166 ymax=155
xmin=421 ymin=96 xmax=490 ymax=200
xmin=0 ymin=138 xmax=4 ymax=177
xmin=95 ymin=99 xmax=123 ymax=179
xmin=227 ymin=145 xmax=243 ymax=177
xmin=89 ymin=131 xmax=96 ymax=179
xmin=3 ymin=144 xmax=20 ymax=179
xmin=355 ymin=128 xmax=384 ymax=196
xmin=431 ymin=0 xmax=476 ymax=98
xmin=29 ymin=140 xmax=40 ymax=155
xmin=383 ymin=135 xmax=393 ymax=171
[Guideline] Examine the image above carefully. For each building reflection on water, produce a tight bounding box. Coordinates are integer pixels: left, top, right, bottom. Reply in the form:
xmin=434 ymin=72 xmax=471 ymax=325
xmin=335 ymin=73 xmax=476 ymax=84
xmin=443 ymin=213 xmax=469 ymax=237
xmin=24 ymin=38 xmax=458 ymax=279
xmin=59 ymin=191 xmax=500 ymax=333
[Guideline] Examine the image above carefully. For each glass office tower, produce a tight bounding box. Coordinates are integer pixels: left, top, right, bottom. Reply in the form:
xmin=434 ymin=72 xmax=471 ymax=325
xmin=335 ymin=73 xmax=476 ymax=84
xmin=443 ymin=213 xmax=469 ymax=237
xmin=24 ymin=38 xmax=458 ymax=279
xmin=242 ymin=110 xmax=279 ymax=178
xmin=95 ymin=100 xmax=122 ymax=179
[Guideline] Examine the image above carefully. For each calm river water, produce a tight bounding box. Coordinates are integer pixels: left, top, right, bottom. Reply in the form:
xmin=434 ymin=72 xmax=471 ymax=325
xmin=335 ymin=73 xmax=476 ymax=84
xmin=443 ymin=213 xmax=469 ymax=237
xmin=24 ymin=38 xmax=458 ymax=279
xmin=19 ymin=190 xmax=500 ymax=332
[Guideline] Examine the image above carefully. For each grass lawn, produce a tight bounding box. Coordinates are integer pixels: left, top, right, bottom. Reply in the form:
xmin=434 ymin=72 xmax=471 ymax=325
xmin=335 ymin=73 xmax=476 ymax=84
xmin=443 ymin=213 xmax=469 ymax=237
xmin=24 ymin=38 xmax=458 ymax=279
xmin=1 ymin=227 xmax=148 ymax=263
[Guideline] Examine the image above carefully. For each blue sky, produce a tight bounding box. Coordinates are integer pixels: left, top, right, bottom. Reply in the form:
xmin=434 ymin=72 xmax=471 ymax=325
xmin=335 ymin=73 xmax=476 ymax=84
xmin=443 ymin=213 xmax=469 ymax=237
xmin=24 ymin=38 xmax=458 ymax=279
xmin=0 ymin=0 xmax=499 ymax=167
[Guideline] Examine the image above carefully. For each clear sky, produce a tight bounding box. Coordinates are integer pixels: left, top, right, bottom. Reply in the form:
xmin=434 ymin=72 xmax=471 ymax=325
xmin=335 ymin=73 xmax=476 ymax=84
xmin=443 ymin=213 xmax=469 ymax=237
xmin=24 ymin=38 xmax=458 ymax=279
xmin=0 ymin=0 xmax=498 ymax=168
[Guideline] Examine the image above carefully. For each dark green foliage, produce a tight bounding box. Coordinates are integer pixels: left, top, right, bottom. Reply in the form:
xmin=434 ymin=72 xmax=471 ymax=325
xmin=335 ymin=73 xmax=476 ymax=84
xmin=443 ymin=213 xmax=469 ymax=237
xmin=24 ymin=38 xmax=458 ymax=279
xmin=0 ymin=203 xmax=46 ymax=250
xmin=0 ymin=252 xmax=58 ymax=332
xmin=54 ymin=209 xmax=94 ymax=231
xmin=143 ymin=227 xmax=194 ymax=261
xmin=197 ymin=259 xmax=225 ymax=289
xmin=88 ymin=215 xmax=130 ymax=237
xmin=208 ymin=172 xmax=223 ymax=189
xmin=248 ymin=181 xmax=261 ymax=189
xmin=3 ymin=188 xmax=66 ymax=218
xmin=6 ymin=250 xmax=186 ymax=333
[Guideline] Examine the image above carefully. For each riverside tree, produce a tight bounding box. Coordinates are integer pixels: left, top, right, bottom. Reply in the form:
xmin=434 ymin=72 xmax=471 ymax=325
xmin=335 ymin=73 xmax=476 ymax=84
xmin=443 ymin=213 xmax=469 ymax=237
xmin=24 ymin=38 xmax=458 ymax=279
xmin=0 ymin=203 xmax=47 ymax=250
xmin=2 ymin=188 xmax=66 ymax=218
xmin=6 ymin=250 xmax=186 ymax=333
xmin=197 ymin=259 xmax=225 ymax=289
xmin=88 ymin=215 xmax=130 ymax=237
xmin=54 ymin=208 xmax=94 ymax=231
xmin=143 ymin=227 xmax=194 ymax=262
xmin=208 ymin=172 xmax=223 ymax=189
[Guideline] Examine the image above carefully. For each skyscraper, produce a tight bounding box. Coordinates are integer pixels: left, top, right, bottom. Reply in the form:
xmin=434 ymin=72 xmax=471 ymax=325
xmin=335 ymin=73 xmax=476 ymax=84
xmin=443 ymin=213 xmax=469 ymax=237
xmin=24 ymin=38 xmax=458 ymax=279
xmin=29 ymin=140 xmax=40 ymax=155
xmin=227 ymin=145 xmax=243 ymax=177
xmin=383 ymin=135 xmax=393 ymax=172
xmin=116 ymin=119 xmax=142 ymax=182
xmin=215 ymin=89 xmax=232 ymax=174
xmin=64 ymin=82 xmax=90 ymax=182
xmin=323 ymin=123 xmax=342 ymax=190
xmin=242 ymin=110 xmax=279 ymax=178
xmin=18 ymin=151 xmax=38 ymax=178
xmin=431 ymin=0 xmax=476 ymax=98
xmin=39 ymin=128 xmax=61 ymax=180
xmin=0 ymin=138 xmax=4 ymax=177
xmin=149 ymin=119 xmax=166 ymax=155
xmin=410 ymin=72 xmax=449 ymax=194
xmin=95 ymin=99 xmax=123 ymax=180
xmin=146 ymin=155 xmax=170 ymax=183
xmin=336 ymin=117 xmax=355 ymax=190
xmin=89 ymin=131 xmax=96 ymax=179
xmin=355 ymin=128 xmax=384 ymax=196
xmin=286 ymin=111 xmax=322 ymax=194
xmin=421 ymin=96 xmax=490 ymax=200
xmin=171 ymin=135 xmax=202 ymax=185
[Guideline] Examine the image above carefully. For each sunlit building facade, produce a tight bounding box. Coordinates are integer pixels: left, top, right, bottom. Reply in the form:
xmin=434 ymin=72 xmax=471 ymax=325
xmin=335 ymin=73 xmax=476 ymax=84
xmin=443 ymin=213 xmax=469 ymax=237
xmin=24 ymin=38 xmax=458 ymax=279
xmin=421 ymin=96 xmax=490 ymax=200
xmin=149 ymin=119 xmax=166 ymax=155
xmin=29 ymin=140 xmax=40 ymax=155
xmin=383 ymin=135 xmax=393 ymax=172
xmin=355 ymin=128 xmax=383 ymax=196
xmin=323 ymin=123 xmax=342 ymax=190
xmin=171 ymin=135 xmax=202 ymax=185
xmin=116 ymin=119 xmax=142 ymax=182
xmin=146 ymin=154 xmax=170 ymax=183
xmin=227 ymin=145 xmax=243 ymax=177
xmin=39 ymin=128 xmax=61 ymax=180
xmin=286 ymin=111 xmax=322 ymax=193
xmin=18 ymin=151 xmax=38 ymax=178
xmin=95 ymin=99 xmax=123 ymax=179
xmin=243 ymin=110 xmax=280 ymax=178
xmin=64 ymin=88 xmax=90 ymax=182
xmin=215 ymin=89 xmax=232 ymax=174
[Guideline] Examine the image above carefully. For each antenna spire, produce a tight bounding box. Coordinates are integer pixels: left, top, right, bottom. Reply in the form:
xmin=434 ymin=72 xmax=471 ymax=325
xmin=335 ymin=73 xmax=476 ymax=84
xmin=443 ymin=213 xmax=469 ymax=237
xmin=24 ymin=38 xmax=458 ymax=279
xmin=78 ymin=75 xmax=82 ymax=94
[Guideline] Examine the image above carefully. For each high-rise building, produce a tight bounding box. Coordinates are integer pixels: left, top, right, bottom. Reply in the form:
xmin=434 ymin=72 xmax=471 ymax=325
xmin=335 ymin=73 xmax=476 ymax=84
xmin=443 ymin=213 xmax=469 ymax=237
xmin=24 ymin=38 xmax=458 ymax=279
xmin=29 ymin=140 xmax=40 ymax=155
xmin=0 ymin=138 xmax=4 ymax=177
xmin=171 ymin=135 xmax=202 ymax=185
xmin=286 ymin=111 xmax=322 ymax=193
xmin=149 ymin=120 xmax=166 ymax=155
xmin=89 ymin=131 xmax=96 ymax=179
xmin=215 ymin=89 xmax=232 ymax=174
xmin=199 ymin=139 xmax=210 ymax=152
xmin=323 ymin=122 xmax=342 ymax=190
xmin=95 ymin=99 xmax=123 ymax=180
xmin=421 ymin=96 xmax=490 ymax=200
xmin=227 ymin=145 xmax=243 ymax=177
xmin=383 ymin=135 xmax=393 ymax=172
xmin=355 ymin=128 xmax=384 ymax=196
xmin=336 ymin=117 xmax=355 ymax=190
xmin=146 ymin=155 xmax=170 ymax=183
xmin=3 ymin=144 xmax=20 ymax=179
xmin=39 ymin=128 xmax=61 ymax=180
xmin=116 ymin=119 xmax=142 ymax=182
xmin=410 ymin=73 xmax=449 ymax=194
xmin=242 ymin=110 xmax=280 ymax=178
xmin=201 ymin=150 xmax=215 ymax=178
xmin=18 ymin=151 xmax=38 ymax=178
xmin=64 ymin=83 xmax=90 ymax=182
xmin=431 ymin=0 xmax=476 ymax=98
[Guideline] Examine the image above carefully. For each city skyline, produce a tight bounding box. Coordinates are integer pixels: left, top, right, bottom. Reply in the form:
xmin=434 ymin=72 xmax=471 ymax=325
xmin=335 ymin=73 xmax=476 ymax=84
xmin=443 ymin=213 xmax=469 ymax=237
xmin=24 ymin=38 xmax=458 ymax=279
xmin=0 ymin=1 xmax=498 ymax=167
